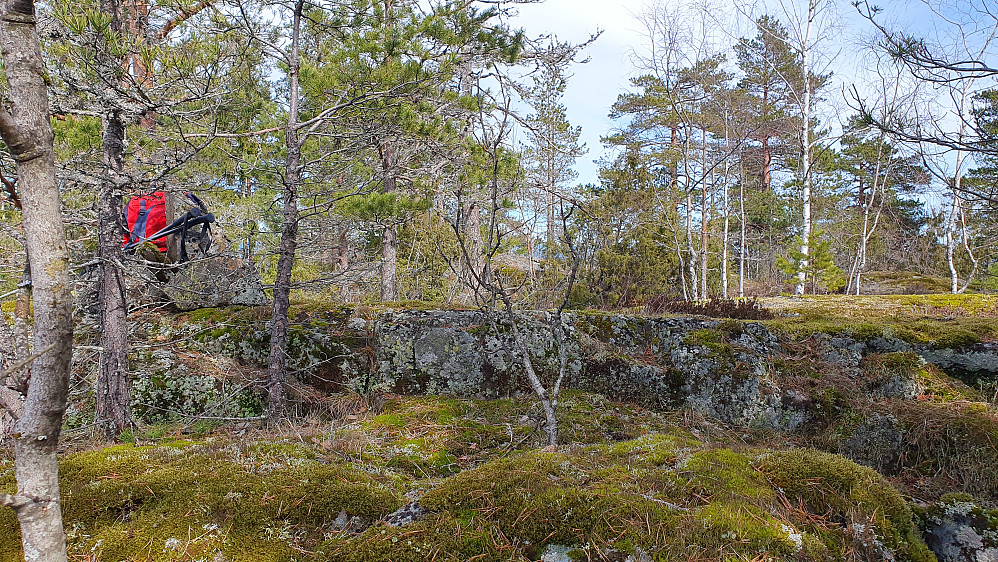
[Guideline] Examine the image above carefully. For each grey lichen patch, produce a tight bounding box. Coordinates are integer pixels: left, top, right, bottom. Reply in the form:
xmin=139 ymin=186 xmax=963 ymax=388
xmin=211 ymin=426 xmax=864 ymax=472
xmin=923 ymin=494 xmax=998 ymax=562
xmin=374 ymin=311 xmax=808 ymax=431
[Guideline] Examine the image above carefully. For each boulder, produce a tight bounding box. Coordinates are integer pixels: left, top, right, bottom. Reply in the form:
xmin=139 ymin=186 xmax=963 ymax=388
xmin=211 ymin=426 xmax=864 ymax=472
xmin=76 ymin=227 xmax=268 ymax=313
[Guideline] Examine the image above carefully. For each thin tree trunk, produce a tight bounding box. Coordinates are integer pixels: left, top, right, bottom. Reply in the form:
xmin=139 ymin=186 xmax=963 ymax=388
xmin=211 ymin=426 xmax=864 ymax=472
xmin=95 ymin=0 xmax=132 ymax=434
xmin=739 ymin=150 xmax=746 ymax=297
xmin=700 ymin=133 xmax=709 ymax=300
xmin=378 ymin=141 xmax=398 ymax=302
xmin=337 ymin=226 xmax=350 ymax=271
xmin=945 ymin=192 xmax=958 ymax=294
xmin=164 ymin=190 xmax=180 ymax=262
xmin=0 ymin=0 xmax=74 ymax=556
xmin=721 ymin=114 xmax=730 ymax=299
xmin=761 ymin=84 xmax=772 ymax=192
xmin=853 ymin=142 xmax=886 ymax=296
xmin=460 ymin=200 xmax=483 ymax=300
xmin=267 ymin=0 xmax=305 ymax=420
xmin=945 ymin=162 xmax=962 ymax=294
xmin=686 ymin=189 xmax=697 ymax=301
xmin=96 ymin=111 xmax=133 ymax=437
xmin=762 ymin=137 xmax=772 ymax=191
xmin=795 ymin=0 xmax=816 ymax=296
xmin=947 ymin=82 xmax=972 ymax=294
xmin=957 ymin=206 xmax=978 ymax=293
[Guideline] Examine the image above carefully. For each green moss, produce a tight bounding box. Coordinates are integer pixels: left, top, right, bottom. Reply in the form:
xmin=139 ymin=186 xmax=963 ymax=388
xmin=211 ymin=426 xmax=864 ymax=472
xmin=180 ymin=305 xmax=259 ymax=324
xmin=369 ymin=413 xmax=405 ymax=428
xmin=684 ymin=329 xmax=723 ymax=346
xmin=2 ymin=392 xmax=961 ymax=561
xmin=684 ymin=503 xmax=798 ymax=555
xmin=419 ymin=451 xmax=676 ymax=550
xmin=385 ymin=438 xmax=459 ymax=476
xmin=760 ymin=295 xmax=998 ymax=346
xmin=933 ymin=327 xmax=980 ymax=349
xmin=603 ymin=431 xmax=700 ymax=466
xmin=1 ymin=441 xmax=402 ymax=561
xmin=757 ymin=449 xmax=918 ymax=550
xmin=862 ymin=351 xmax=923 ymax=378
xmin=319 ymin=513 xmax=498 ymax=562
xmin=682 ymin=448 xmax=774 ymax=504
xmin=466 ymin=323 xmax=491 ymax=337
xmin=0 ymin=471 xmax=17 ymax=559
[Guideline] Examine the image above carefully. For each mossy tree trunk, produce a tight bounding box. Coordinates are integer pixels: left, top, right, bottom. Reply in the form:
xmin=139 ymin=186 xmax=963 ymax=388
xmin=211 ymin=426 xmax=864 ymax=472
xmin=0 ymin=0 xmax=74 ymax=557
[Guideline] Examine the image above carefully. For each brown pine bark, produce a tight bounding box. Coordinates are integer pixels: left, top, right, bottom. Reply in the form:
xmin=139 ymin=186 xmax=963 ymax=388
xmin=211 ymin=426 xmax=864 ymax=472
xmin=93 ymin=0 xmax=134 ymax=438
xmin=96 ymin=129 xmax=133 ymax=435
xmin=266 ymin=0 xmax=305 ymax=420
xmin=0 ymin=0 xmax=74 ymax=557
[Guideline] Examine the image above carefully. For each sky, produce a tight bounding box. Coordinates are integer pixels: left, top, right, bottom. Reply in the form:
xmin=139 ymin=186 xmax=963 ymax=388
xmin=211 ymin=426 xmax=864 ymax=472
xmin=510 ymin=0 xmax=651 ymax=186
xmin=506 ymin=0 xmax=975 ymax=192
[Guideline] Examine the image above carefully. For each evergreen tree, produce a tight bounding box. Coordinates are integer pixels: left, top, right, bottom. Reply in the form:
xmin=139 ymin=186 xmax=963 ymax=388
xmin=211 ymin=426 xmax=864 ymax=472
xmin=521 ymin=60 xmax=585 ymax=261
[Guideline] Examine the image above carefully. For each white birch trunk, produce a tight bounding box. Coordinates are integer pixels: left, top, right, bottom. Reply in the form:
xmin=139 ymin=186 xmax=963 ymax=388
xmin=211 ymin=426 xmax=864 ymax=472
xmin=795 ymin=0 xmax=816 ymax=296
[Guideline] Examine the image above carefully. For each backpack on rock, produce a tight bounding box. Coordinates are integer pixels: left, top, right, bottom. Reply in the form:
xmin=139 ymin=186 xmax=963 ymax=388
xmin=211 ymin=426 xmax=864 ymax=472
xmin=122 ymin=191 xmax=215 ymax=262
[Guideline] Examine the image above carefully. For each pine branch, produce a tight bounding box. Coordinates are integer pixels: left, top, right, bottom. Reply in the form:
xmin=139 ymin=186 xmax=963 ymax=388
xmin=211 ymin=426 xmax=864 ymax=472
xmin=154 ymin=0 xmax=213 ymax=40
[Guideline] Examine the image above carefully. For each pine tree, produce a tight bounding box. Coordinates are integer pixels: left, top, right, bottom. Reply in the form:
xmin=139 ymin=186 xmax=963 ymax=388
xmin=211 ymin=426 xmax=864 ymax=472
xmin=522 ymin=61 xmax=585 ymax=262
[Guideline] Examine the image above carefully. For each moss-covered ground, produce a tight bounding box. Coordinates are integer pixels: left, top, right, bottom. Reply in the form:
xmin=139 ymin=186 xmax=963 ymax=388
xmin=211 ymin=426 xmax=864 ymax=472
xmin=759 ymin=294 xmax=998 ymax=346
xmin=1 ymin=391 xmax=948 ymax=562
xmin=5 ymin=295 xmax=998 ymax=560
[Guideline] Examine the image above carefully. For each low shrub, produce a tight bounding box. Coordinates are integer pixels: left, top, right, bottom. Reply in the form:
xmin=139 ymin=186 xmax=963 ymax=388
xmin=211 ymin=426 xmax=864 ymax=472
xmin=644 ymin=296 xmax=775 ymax=320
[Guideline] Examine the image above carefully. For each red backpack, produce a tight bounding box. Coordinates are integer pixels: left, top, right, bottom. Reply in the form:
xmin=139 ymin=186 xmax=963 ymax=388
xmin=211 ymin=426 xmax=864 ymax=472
xmin=122 ymin=191 xmax=168 ymax=253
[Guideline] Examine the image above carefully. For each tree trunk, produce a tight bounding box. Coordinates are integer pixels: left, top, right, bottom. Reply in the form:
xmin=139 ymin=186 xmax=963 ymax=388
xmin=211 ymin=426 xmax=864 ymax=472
xmin=164 ymin=190 xmax=180 ymax=262
xmin=721 ymin=114 xmax=730 ymax=299
xmin=337 ymin=226 xmax=350 ymax=271
xmin=700 ymin=134 xmax=709 ymax=299
xmin=378 ymin=140 xmax=398 ymax=302
xmin=266 ymin=0 xmax=305 ymax=420
xmin=957 ymin=205 xmax=978 ymax=293
xmin=946 ymin=187 xmax=960 ymax=294
xmin=96 ymin=113 xmax=133 ymax=437
xmin=762 ymin=138 xmax=772 ymax=192
xmin=738 ymin=150 xmax=746 ymax=298
xmin=685 ymin=189 xmax=697 ymax=301
xmin=0 ymin=0 xmax=74 ymax=557
xmin=853 ymin=142 xmax=886 ymax=296
xmin=459 ymin=200 xmax=483 ymax=300
xmin=795 ymin=0 xmax=816 ymax=296
xmin=92 ymin=0 xmax=133 ymax=439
